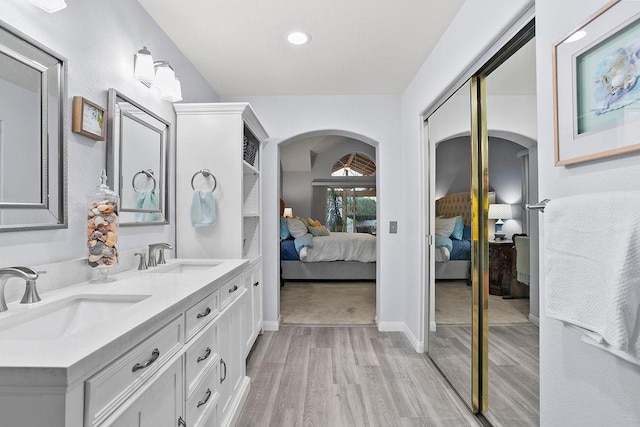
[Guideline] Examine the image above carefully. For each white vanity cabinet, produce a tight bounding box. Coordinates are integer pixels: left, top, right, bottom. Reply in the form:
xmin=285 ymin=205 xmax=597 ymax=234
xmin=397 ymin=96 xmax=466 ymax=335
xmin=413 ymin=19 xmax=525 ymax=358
xmin=0 ymin=260 xmax=253 ymax=427
xmin=243 ymin=261 xmax=263 ymax=357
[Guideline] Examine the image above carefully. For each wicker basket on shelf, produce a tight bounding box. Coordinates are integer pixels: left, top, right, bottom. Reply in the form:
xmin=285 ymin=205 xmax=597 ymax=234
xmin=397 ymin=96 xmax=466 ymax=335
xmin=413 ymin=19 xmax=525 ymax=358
xmin=243 ymin=136 xmax=257 ymax=166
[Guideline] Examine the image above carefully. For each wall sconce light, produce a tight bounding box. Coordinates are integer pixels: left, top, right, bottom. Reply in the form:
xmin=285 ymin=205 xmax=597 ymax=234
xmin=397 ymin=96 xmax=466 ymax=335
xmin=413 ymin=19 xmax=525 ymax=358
xmin=283 ymin=208 xmax=293 ymax=218
xmin=26 ymin=0 xmax=66 ymax=13
xmin=134 ymin=47 xmax=183 ymax=103
xmin=488 ymin=204 xmax=513 ymax=240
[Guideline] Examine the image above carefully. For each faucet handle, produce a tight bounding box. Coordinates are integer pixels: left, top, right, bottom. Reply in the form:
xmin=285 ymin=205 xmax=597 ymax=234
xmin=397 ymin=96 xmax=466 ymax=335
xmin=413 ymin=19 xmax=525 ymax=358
xmin=135 ymin=253 xmax=148 ymax=270
xmin=157 ymin=247 xmax=172 ymax=265
xmin=20 ymin=270 xmax=42 ymax=304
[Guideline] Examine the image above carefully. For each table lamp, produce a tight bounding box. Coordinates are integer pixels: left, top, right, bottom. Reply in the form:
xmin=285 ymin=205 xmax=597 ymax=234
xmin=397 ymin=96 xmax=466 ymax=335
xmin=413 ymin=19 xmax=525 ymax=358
xmin=488 ymin=204 xmax=512 ymax=240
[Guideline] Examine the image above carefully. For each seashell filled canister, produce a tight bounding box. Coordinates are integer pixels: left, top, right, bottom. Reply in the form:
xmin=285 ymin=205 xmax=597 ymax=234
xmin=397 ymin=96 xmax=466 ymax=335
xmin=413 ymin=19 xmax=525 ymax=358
xmin=87 ymin=170 xmax=119 ymax=282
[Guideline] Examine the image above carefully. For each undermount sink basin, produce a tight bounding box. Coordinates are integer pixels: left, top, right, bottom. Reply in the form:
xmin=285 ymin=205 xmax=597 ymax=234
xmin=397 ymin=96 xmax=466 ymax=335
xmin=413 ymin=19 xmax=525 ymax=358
xmin=0 ymin=294 xmax=150 ymax=342
xmin=149 ymin=261 xmax=221 ymax=274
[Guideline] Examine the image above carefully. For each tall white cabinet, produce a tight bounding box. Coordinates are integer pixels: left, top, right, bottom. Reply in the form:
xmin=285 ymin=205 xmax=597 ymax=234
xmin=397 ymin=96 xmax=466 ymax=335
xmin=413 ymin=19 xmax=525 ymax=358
xmin=175 ymin=102 xmax=266 ymax=363
xmin=174 ymin=103 xmax=266 ymax=261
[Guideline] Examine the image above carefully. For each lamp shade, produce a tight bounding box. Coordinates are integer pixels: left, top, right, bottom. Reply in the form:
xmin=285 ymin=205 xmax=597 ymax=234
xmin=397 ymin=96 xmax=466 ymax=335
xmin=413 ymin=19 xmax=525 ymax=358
xmin=134 ymin=47 xmax=155 ymax=86
xmin=488 ymin=204 xmax=513 ymax=220
xmin=283 ymin=208 xmax=293 ymax=218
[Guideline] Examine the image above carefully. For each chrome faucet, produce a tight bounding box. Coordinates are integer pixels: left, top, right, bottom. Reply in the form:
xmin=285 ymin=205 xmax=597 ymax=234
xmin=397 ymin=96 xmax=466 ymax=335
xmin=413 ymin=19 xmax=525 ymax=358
xmin=135 ymin=252 xmax=148 ymax=270
xmin=148 ymin=243 xmax=173 ymax=267
xmin=0 ymin=267 xmax=40 ymax=312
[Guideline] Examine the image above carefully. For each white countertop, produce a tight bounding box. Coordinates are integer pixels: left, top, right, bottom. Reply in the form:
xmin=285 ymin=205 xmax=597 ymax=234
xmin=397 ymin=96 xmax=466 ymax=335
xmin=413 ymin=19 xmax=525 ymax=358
xmin=0 ymin=258 xmax=248 ymax=388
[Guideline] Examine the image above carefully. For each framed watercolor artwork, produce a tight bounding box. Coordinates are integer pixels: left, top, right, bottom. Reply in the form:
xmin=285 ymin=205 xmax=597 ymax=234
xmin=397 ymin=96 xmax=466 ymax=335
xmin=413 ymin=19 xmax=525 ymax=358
xmin=72 ymin=96 xmax=106 ymax=140
xmin=553 ymin=0 xmax=640 ymax=165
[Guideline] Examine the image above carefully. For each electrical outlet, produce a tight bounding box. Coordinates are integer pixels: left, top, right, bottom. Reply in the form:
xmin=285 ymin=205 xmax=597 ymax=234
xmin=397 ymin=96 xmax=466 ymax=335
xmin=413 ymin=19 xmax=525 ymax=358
xmin=389 ymin=221 xmax=398 ymax=234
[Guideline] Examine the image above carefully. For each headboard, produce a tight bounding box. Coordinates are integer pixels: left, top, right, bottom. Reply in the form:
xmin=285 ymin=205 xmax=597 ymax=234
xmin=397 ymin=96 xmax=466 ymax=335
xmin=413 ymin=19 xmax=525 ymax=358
xmin=435 ymin=191 xmax=496 ymax=226
xmin=436 ymin=192 xmax=471 ymax=226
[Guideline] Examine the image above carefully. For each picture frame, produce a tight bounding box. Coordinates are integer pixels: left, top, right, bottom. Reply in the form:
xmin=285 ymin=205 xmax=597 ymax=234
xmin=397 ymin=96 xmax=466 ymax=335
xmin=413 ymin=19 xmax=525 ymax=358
xmin=553 ymin=0 xmax=640 ymax=166
xmin=72 ymin=96 xmax=106 ymax=140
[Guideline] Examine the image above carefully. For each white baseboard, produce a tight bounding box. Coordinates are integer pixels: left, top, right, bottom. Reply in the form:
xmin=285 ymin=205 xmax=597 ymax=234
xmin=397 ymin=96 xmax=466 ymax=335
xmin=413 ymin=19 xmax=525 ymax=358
xmin=529 ymin=314 xmax=539 ymax=326
xmin=262 ymin=316 xmax=280 ymax=331
xmin=430 ymin=321 xmax=437 ymax=332
xmin=377 ymin=321 xmax=423 ymax=352
xmin=377 ymin=321 xmax=404 ymax=332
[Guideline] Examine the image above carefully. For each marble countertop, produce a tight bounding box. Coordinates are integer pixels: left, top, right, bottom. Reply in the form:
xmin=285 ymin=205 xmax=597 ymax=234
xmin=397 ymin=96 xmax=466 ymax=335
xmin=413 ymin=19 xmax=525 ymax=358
xmin=0 ymin=258 xmax=248 ymax=388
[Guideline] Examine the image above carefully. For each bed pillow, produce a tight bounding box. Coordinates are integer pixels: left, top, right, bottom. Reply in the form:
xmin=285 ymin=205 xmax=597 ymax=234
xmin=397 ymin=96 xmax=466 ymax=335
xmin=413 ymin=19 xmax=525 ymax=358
xmin=308 ymin=225 xmax=330 ymax=237
xmin=462 ymin=225 xmax=472 ymax=240
xmin=450 ymin=216 xmax=464 ymax=240
xmin=435 ymin=216 xmax=457 ymax=237
xmin=280 ymin=217 xmax=291 ymax=240
xmin=435 ymin=235 xmax=453 ymax=252
xmin=294 ymin=233 xmax=314 ymax=253
xmin=307 ymin=218 xmax=322 ymax=227
xmin=287 ymin=217 xmax=308 ymax=238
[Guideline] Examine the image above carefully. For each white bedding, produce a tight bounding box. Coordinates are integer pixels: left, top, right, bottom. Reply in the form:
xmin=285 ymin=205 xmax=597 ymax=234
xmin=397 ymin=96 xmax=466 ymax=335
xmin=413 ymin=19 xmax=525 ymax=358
xmin=299 ymin=232 xmax=376 ymax=263
xmin=435 ymin=246 xmax=450 ymax=262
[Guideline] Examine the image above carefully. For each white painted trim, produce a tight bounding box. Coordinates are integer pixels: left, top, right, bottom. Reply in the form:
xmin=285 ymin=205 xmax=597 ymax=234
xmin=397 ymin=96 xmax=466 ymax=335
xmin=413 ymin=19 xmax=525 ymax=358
xmin=529 ymin=314 xmax=539 ymax=326
xmin=262 ymin=316 xmax=280 ymax=331
xmin=377 ymin=321 xmax=404 ymax=332
xmin=404 ymin=323 xmax=424 ymax=353
xmin=430 ymin=321 xmax=437 ymax=332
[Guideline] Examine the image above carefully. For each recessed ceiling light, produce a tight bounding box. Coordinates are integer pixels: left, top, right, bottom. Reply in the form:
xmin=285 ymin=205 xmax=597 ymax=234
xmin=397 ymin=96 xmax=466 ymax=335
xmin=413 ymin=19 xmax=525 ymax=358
xmin=564 ymin=30 xmax=587 ymax=44
xmin=287 ymin=31 xmax=311 ymax=45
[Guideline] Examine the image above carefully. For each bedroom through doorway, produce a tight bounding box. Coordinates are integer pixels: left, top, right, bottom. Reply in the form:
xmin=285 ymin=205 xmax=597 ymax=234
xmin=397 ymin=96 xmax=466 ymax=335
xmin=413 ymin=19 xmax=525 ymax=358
xmin=279 ymin=133 xmax=378 ymax=326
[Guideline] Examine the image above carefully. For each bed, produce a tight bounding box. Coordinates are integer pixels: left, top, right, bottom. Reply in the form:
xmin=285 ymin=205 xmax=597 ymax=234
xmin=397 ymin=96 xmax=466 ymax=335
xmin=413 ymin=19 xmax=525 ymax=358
xmin=434 ymin=192 xmax=472 ymax=281
xmin=280 ymin=215 xmax=376 ymax=282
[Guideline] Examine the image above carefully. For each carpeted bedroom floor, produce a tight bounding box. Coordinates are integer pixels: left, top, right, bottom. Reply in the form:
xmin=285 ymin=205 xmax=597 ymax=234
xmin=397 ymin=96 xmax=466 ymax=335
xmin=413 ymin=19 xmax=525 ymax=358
xmin=280 ymin=282 xmax=376 ymax=325
xmin=436 ymin=280 xmax=530 ymax=324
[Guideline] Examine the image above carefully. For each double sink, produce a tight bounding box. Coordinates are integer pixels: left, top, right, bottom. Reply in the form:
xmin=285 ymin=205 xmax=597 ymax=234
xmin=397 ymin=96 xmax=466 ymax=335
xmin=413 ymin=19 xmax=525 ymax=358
xmin=0 ymin=260 xmax=221 ymax=343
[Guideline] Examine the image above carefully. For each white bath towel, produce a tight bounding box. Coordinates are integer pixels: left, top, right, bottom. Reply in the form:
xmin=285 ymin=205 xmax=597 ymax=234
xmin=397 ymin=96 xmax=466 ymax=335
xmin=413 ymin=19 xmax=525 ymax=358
xmin=544 ymin=191 xmax=640 ymax=364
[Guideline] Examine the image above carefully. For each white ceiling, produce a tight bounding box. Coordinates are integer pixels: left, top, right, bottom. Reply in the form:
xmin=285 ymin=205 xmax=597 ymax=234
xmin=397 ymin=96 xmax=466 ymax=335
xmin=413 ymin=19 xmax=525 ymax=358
xmin=137 ymin=0 xmax=466 ymax=96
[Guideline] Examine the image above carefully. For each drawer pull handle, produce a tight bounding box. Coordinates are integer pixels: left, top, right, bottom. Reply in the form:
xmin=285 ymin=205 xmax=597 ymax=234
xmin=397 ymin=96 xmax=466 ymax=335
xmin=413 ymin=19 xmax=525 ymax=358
xmin=197 ymin=347 xmax=212 ymax=363
xmin=228 ymin=285 xmax=238 ymax=293
xmin=197 ymin=388 xmax=212 ymax=408
xmin=253 ymin=281 xmax=259 ymax=287
xmin=220 ymin=358 xmax=227 ymax=383
xmin=132 ymin=348 xmax=160 ymax=372
xmin=196 ymin=307 xmax=211 ymax=319
xmin=178 ymin=416 xmax=186 ymax=426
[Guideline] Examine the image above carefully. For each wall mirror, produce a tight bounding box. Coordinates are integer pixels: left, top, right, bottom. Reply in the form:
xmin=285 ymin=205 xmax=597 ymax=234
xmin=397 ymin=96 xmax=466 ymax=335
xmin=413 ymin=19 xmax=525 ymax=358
xmin=107 ymin=89 xmax=169 ymax=225
xmin=0 ymin=20 xmax=66 ymax=232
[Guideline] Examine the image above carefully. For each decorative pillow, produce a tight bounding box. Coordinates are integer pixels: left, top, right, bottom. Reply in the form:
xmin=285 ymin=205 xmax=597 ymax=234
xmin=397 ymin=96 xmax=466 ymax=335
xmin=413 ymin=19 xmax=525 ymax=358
xmin=307 ymin=218 xmax=322 ymax=227
xmin=296 ymin=216 xmax=310 ymax=229
xmin=286 ymin=217 xmax=308 ymax=238
xmin=435 ymin=235 xmax=453 ymax=252
xmin=294 ymin=233 xmax=314 ymax=253
xmin=462 ymin=225 xmax=472 ymax=240
xmin=450 ymin=216 xmax=464 ymax=240
xmin=308 ymin=225 xmax=330 ymax=237
xmin=280 ymin=217 xmax=291 ymax=240
xmin=435 ymin=216 xmax=457 ymax=237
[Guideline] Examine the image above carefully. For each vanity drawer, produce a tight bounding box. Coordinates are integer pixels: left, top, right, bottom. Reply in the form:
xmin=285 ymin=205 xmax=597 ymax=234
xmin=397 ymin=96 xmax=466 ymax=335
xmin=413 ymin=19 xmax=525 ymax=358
xmin=85 ymin=315 xmax=184 ymax=427
xmin=185 ymin=319 xmax=218 ymax=397
xmin=219 ymin=274 xmax=243 ymax=310
xmin=186 ymin=288 xmax=219 ymax=341
xmin=187 ymin=361 xmax=220 ymax=427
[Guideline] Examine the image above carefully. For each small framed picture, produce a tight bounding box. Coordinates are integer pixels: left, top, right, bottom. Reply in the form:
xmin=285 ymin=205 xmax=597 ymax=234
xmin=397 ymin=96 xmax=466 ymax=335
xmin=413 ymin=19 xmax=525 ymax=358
xmin=553 ymin=0 xmax=640 ymax=165
xmin=72 ymin=96 xmax=106 ymax=140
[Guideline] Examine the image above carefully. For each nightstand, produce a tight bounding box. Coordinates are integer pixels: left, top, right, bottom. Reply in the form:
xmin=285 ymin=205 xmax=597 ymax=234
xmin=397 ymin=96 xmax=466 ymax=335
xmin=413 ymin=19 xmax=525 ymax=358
xmin=489 ymin=240 xmax=514 ymax=296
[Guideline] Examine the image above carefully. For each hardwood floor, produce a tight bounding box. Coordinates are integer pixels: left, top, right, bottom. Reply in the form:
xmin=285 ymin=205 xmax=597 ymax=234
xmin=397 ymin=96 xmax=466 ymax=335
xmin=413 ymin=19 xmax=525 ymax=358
xmin=237 ymin=326 xmax=481 ymax=427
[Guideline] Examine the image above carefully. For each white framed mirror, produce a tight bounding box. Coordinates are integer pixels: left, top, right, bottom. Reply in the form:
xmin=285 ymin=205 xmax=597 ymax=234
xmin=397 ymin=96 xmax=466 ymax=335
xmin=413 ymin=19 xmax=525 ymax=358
xmin=107 ymin=89 xmax=169 ymax=225
xmin=0 ymin=19 xmax=67 ymax=232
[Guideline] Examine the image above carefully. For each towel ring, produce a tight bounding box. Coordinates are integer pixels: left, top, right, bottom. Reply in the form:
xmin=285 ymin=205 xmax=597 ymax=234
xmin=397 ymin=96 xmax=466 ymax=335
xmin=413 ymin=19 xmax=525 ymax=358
xmin=132 ymin=169 xmax=157 ymax=193
xmin=191 ymin=169 xmax=217 ymax=192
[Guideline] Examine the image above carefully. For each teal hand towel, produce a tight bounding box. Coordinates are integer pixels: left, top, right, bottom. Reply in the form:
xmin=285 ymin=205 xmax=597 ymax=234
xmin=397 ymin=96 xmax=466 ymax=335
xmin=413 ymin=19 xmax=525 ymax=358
xmin=135 ymin=190 xmax=161 ymax=222
xmin=190 ymin=190 xmax=217 ymax=227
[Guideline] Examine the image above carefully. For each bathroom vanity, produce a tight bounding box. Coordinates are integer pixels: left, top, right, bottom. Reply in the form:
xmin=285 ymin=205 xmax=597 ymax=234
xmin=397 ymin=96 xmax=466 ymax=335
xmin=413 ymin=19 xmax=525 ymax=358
xmin=0 ymin=258 xmax=261 ymax=427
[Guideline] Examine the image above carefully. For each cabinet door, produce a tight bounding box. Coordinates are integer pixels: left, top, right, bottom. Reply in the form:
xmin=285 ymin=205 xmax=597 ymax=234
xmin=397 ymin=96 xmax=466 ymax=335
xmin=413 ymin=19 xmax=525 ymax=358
xmin=251 ymin=262 xmax=263 ymax=338
xmin=108 ymin=357 xmax=184 ymax=427
xmin=218 ymin=298 xmax=246 ymax=425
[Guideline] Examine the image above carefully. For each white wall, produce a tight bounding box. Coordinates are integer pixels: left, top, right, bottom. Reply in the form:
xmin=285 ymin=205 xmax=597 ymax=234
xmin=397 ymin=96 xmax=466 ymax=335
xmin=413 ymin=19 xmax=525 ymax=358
xmin=0 ymin=0 xmax=218 ymax=288
xmin=537 ymin=0 xmax=640 ymax=425
xmin=220 ymin=95 xmax=402 ymax=330
xmin=401 ymin=0 xmax=533 ymax=346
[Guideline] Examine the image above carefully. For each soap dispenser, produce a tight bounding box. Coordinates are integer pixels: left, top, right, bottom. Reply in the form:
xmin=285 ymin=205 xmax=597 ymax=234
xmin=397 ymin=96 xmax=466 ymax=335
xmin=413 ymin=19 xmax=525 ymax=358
xmin=87 ymin=169 xmax=119 ymax=282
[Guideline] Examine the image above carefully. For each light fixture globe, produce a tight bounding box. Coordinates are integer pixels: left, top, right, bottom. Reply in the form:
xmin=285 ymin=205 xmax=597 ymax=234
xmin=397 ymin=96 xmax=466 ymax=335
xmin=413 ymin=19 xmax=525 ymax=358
xmin=134 ymin=46 xmax=155 ymax=86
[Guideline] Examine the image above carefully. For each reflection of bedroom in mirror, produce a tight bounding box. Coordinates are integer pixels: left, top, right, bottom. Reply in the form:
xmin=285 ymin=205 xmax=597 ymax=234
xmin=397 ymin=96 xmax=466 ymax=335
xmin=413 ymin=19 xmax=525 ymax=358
xmin=279 ymin=135 xmax=377 ymax=326
xmin=426 ymin=26 xmax=538 ymax=426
